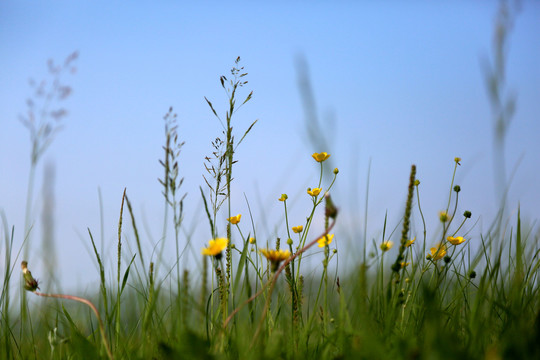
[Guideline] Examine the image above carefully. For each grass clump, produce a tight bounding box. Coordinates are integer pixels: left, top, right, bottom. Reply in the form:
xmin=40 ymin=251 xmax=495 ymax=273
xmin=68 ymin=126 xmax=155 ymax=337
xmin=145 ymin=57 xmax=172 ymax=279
xmin=2 ymin=56 xmax=539 ymax=360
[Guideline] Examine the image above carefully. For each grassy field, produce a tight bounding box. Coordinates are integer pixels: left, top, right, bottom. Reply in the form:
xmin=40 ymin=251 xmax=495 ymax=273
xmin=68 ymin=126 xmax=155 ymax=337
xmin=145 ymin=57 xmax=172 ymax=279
xmin=2 ymin=57 xmax=540 ymax=360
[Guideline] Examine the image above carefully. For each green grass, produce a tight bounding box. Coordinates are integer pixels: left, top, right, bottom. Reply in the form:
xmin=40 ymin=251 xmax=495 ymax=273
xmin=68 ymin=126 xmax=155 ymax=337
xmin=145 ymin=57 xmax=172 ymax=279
xmin=2 ymin=57 xmax=540 ymax=360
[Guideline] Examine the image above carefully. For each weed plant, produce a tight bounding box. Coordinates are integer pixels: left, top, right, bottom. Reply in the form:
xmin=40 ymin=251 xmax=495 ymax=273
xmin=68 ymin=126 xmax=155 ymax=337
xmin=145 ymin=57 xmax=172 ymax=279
xmin=1 ymin=55 xmax=540 ymax=360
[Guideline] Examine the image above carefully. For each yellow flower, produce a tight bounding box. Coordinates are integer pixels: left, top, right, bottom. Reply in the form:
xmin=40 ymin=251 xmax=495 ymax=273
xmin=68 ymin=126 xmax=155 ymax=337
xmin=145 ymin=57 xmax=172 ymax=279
xmin=428 ymin=243 xmax=447 ymax=261
xmin=278 ymin=194 xmax=288 ymax=201
xmin=260 ymin=248 xmax=291 ymax=271
xmin=439 ymin=211 xmax=449 ymax=223
xmin=405 ymin=237 xmax=416 ymax=247
xmin=307 ymin=187 xmax=322 ymax=197
xmin=400 ymin=262 xmax=410 ymax=268
xmin=454 ymin=157 xmax=461 ymax=165
xmin=201 ymin=238 xmax=228 ymax=258
xmin=227 ymin=214 xmax=241 ymax=224
xmin=312 ymin=152 xmax=331 ymax=162
xmin=249 ymin=237 xmax=256 ymax=244
xmin=292 ymin=225 xmax=303 ymax=234
xmin=317 ymin=234 xmax=334 ymax=248
xmin=380 ymin=241 xmax=393 ymax=252
xmin=260 ymin=249 xmax=290 ymax=262
xmin=447 ymin=236 xmax=466 ymax=245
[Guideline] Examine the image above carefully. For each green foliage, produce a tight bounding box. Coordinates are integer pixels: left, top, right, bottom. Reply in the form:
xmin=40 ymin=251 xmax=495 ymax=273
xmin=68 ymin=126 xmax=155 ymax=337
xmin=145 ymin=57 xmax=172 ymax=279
xmin=3 ymin=54 xmax=540 ymax=360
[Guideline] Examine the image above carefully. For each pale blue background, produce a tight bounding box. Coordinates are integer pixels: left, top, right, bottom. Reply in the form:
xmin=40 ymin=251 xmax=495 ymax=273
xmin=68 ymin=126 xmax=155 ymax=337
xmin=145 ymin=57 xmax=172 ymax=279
xmin=1 ymin=1 xmax=539 ymax=290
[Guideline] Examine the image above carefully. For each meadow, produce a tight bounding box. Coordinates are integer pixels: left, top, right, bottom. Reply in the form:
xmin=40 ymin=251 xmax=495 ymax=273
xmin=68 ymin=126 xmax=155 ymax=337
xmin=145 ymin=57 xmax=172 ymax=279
xmin=2 ymin=52 xmax=540 ymax=360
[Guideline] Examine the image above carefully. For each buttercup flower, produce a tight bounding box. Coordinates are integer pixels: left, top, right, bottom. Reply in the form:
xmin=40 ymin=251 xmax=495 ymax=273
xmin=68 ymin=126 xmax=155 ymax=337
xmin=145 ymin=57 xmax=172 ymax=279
xmin=201 ymin=238 xmax=228 ymax=258
xmin=312 ymin=152 xmax=331 ymax=162
xmin=380 ymin=241 xmax=393 ymax=252
xmin=249 ymin=237 xmax=256 ymax=244
xmin=400 ymin=262 xmax=410 ymax=268
xmin=439 ymin=211 xmax=449 ymax=223
xmin=260 ymin=248 xmax=291 ymax=272
xmin=307 ymin=187 xmax=322 ymax=197
xmin=227 ymin=214 xmax=241 ymax=224
xmin=447 ymin=236 xmax=466 ymax=245
xmin=317 ymin=234 xmax=334 ymax=248
xmin=428 ymin=243 xmax=447 ymax=261
xmin=455 ymin=157 xmax=461 ymax=165
xmin=405 ymin=237 xmax=416 ymax=247
xmin=278 ymin=194 xmax=288 ymax=201
xmin=292 ymin=225 xmax=303 ymax=234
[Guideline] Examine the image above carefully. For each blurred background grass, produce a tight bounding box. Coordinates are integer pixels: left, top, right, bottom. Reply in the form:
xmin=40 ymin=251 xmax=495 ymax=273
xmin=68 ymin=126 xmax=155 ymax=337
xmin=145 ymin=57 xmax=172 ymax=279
xmin=1 ymin=1 xmax=539 ymax=291
xmin=1 ymin=1 xmax=540 ymax=358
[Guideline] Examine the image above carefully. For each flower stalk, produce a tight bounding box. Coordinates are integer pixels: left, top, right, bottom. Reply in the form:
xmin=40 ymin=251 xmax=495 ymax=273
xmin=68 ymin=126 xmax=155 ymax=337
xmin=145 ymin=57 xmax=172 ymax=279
xmin=21 ymin=261 xmax=113 ymax=360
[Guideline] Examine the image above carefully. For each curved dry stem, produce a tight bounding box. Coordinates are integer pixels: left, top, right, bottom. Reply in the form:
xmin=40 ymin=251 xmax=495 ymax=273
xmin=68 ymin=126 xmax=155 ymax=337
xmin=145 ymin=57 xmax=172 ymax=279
xmin=34 ymin=291 xmax=113 ymax=360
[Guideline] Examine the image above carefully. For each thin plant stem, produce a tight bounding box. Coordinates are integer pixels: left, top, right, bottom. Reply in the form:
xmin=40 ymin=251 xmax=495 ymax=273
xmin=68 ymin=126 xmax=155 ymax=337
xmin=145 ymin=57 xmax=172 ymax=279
xmin=33 ymin=291 xmax=113 ymax=360
xmin=223 ymin=220 xmax=336 ymax=330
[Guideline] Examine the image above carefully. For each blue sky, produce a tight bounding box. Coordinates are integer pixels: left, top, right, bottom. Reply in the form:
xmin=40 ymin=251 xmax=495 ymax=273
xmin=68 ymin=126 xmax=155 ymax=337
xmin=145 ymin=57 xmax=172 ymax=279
xmin=1 ymin=1 xmax=539 ymax=290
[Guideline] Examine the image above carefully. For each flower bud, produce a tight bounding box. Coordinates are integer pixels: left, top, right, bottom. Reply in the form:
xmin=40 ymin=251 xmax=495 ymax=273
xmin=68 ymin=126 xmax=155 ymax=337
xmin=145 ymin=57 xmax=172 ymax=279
xmin=439 ymin=211 xmax=449 ymax=223
xmin=21 ymin=261 xmax=39 ymax=292
xmin=325 ymin=193 xmax=338 ymax=219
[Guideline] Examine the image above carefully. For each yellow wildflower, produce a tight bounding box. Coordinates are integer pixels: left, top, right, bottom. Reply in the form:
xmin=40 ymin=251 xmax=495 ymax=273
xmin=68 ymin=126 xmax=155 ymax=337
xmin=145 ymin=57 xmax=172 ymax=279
xmin=447 ymin=236 xmax=466 ymax=245
xmin=260 ymin=248 xmax=291 ymax=272
xmin=439 ymin=211 xmax=449 ymax=223
xmin=405 ymin=237 xmax=416 ymax=247
xmin=400 ymin=261 xmax=410 ymax=268
xmin=227 ymin=214 xmax=241 ymax=224
xmin=307 ymin=187 xmax=322 ymax=197
xmin=455 ymin=157 xmax=461 ymax=165
xmin=312 ymin=152 xmax=331 ymax=162
xmin=249 ymin=237 xmax=256 ymax=244
xmin=292 ymin=225 xmax=303 ymax=234
xmin=201 ymin=238 xmax=228 ymax=258
xmin=380 ymin=240 xmax=393 ymax=252
xmin=428 ymin=243 xmax=447 ymax=261
xmin=278 ymin=194 xmax=288 ymax=201
xmin=317 ymin=234 xmax=334 ymax=248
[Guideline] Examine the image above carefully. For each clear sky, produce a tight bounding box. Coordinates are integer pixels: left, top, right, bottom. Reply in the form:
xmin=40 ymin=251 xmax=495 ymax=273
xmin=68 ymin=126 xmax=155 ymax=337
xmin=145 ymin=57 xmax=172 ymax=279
xmin=1 ymin=1 xmax=539 ymax=290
